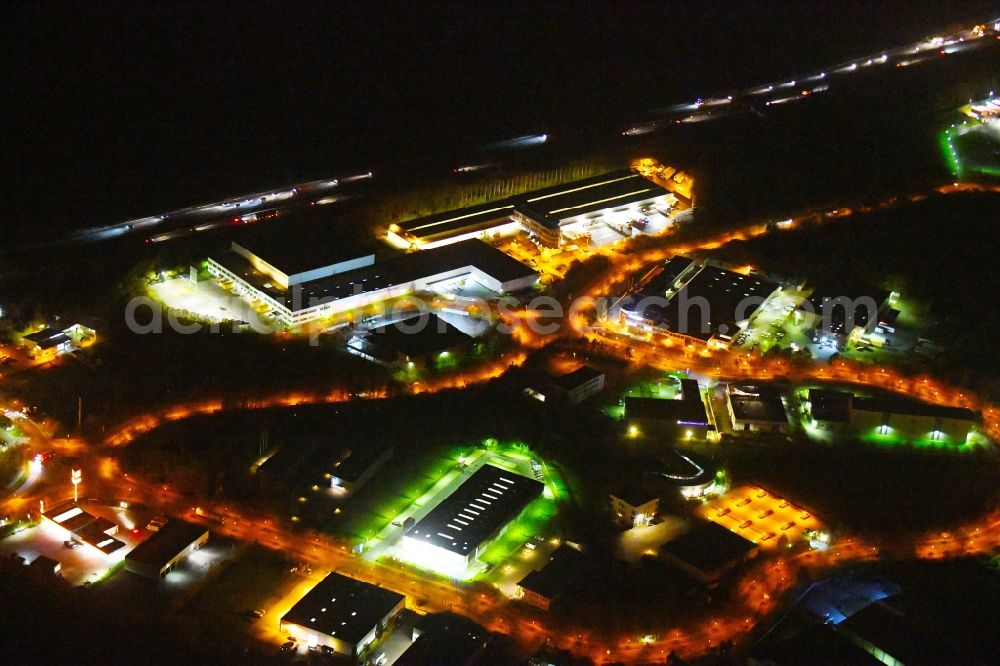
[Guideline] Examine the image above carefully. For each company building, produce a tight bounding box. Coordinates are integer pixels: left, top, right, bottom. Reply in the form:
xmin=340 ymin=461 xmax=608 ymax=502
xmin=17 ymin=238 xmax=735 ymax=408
xmin=621 ymin=256 xmax=779 ymax=348
xmin=280 ymin=571 xmax=405 ymax=660
xmin=850 ymin=397 xmax=976 ymax=444
xmin=624 ymin=378 xmax=713 ymax=438
xmin=124 ymin=520 xmax=209 ymax=579
xmin=42 ymin=503 xmax=126 ymax=556
xmin=726 ymin=384 xmax=790 ymax=434
xmin=516 ymin=544 xmax=583 ymax=610
xmin=400 ymin=464 xmax=544 ymax=575
xmin=609 ymin=489 xmax=660 ymax=528
xmin=388 ymin=169 xmax=678 ymax=250
xmin=660 ymin=520 xmax=759 ymax=585
xmin=208 ymin=238 xmax=537 ymax=327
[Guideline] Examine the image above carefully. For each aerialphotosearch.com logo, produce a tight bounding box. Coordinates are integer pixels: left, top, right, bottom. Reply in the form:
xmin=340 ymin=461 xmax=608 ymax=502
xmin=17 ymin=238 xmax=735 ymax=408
xmin=124 ymin=280 xmax=882 ymax=346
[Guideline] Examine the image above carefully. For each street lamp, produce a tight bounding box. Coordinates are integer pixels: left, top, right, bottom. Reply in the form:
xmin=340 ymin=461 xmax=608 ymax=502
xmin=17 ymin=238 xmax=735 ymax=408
xmin=71 ymin=469 xmax=82 ymax=504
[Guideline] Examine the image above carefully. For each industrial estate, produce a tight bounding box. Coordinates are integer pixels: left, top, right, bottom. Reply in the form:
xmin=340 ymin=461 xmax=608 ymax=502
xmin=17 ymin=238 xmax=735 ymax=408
xmin=2 ymin=9 xmax=1000 ymax=666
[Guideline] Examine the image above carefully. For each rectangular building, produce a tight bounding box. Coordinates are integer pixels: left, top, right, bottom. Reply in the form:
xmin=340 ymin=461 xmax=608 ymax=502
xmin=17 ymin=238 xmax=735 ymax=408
xmin=609 ymin=489 xmax=660 ymax=528
xmin=209 ymin=238 xmax=537 ymax=327
xmin=388 ymin=169 xmax=674 ymax=249
xmin=552 ymin=366 xmax=606 ymax=404
xmin=624 ymin=378 xmax=712 ymax=438
xmin=726 ymin=384 xmax=790 ymax=434
xmin=401 ymin=464 xmax=544 ymax=573
xmin=621 ymin=257 xmax=779 ymax=348
xmin=849 ymin=397 xmax=976 ymax=444
xmin=124 ymin=520 xmax=209 ymax=579
xmin=661 ymin=520 xmax=759 ymax=585
xmin=805 ymin=388 xmax=852 ymax=432
xmin=281 ymin=572 xmax=405 ymax=661
xmin=516 ymin=545 xmax=583 ymax=611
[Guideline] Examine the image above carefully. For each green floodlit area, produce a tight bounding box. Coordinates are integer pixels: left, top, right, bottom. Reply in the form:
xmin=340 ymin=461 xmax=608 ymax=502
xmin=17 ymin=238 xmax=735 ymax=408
xmin=355 ymin=439 xmax=564 ymax=582
xmin=603 ymin=371 xmax=688 ymax=419
xmin=857 ymin=428 xmax=987 ymax=453
xmin=940 ymin=109 xmax=1000 ymax=179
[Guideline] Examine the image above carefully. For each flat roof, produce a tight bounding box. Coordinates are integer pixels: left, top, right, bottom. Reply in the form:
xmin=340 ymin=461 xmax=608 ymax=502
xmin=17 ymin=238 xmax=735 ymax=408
xmin=552 ymin=366 xmax=604 ymax=391
xmin=808 ymin=389 xmax=852 ymax=423
xmin=517 ymin=545 xmax=581 ymax=600
xmin=397 ymin=202 xmax=517 ymax=242
xmin=728 ymin=386 xmax=788 ymax=423
xmin=405 ymin=464 xmax=544 ymax=557
xmin=332 ymin=445 xmax=392 ymax=484
xmin=227 ymin=209 xmax=377 ymax=277
xmin=626 ymin=260 xmax=778 ymax=341
xmin=125 ymin=520 xmax=208 ymax=570
xmin=213 ymin=238 xmax=536 ymax=312
xmin=661 ymin=520 xmax=758 ymax=574
xmin=610 ymin=487 xmax=659 ymax=508
xmin=837 ymin=601 xmax=966 ymax=664
xmin=851 ymin=397 xmax=975 ymax=422
xmin=513 ymin=170 xmax=669 ymax=229
xmin=361 ymin=313 xmax=472 ymax=360
xmin=624 ymin=379 xmax=709 ymax=426
xmin=807 ymin=287 xmax=890 ymax=335
xmin=281 ymin=571 xmax=404 ymax=646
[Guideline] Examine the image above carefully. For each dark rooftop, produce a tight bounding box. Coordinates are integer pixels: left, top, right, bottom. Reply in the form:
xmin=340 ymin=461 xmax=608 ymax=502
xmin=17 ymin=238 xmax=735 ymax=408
xmin=125 ymin=520 xmax=208 ymax=570
xmin=807 ymin=287 xmax=891 ymax=335
xmin=851 ymin=397 xmax=976 ymax=422
xmin=552 ymin=365 xmax=605 ymax=391
xmin=405 ymin=464 xmax=543 ymax=558
xmin=835 ymin=600 xmax=968 ymax=664
xmin=396 ymin=612 xmax=499 ymax=666
xmin=23 ymin=327 xmax=70 ymax=349
xmin=517 ymin=545 xmax=582 ymax=600
xmin=728 ymin=385 xmax=788 ymax=424
xmin=227 ymin=208 xmax=378 ymax=276
xmin=281 ymin=571 xmax=404 ymax=647
xmin=624 ymin=379 xmax=709 ymax=426
xmin=361 ymin=313 xmax=472 ymax=360
xmin=808 ymin=389 xmax=852 ymax=423
xmin=611 ymin=487 xmax=659 ymax=508
xmin=661 ymin=521 xmax=757 ymax=575
xmin=625 ymin=259 xmax=778 ymax=341
xmin=331 ymin=445 xmax=393 ymax=484
xmin=513 ymin=170 xmax=669 ymax=229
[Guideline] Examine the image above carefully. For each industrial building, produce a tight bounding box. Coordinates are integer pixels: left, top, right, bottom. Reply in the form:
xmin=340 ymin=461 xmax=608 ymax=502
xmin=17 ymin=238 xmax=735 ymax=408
xmin=624 ymin=378 xmax=713 ymax=438
xmin=660 ymin=520 xmax=759 ymax=585
xmin=280 ymin=571 xmax=405 ymax=660
xmin=804 ymin=388 xmax=853 ymax=432
xmin=621 ymin=256 xmax=780 ymax=348
xmin=388 ymin=169 xmax=680 ymax=250
xmin=850 ymin=396 xmax=976 ymax=444
xmin=802 ymin=286 xmax=894 ymax=343
xmin=330 ymin=445 xmax=395 ymax=494
xmin=42 ymin=504 xmax=126 ymax=555
xmin=123 ymin=520 xmax=209 ymax=579
xmin=401 ymin=464 xmax=544 ymax=574
xmin=516 ymin=544 xmax=583 ymax=610
xmin=208 ymin=238 xmax=537 ymax=327
xmin=726 ymin=384 xmax=790 ymax=434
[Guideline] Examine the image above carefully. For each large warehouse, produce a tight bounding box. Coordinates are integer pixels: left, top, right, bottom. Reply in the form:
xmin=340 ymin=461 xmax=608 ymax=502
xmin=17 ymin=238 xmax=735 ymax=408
xmin=400 ymin=464 xmax=544 ymax=576
xmin=621 ymin=256 xmax=780 ymax=348
xmin=388 ymin=169 xmax=679 ymax=249
xmin=281 ymin=572 xmax=405 ymax=660
xmin=849 ymin=397 xmax=977 ymax=444
xmin=208 ymin=238 xmax=537 ymax=327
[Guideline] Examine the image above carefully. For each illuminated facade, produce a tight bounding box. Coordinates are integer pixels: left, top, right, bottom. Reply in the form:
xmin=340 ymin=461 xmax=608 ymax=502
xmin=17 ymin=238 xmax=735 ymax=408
xmin=400 ymin=464 xmax=543 ymax=575
xmin=609 ymin=490 xmax=659 ymax=528
xmin=280 ymin=572 xmax=404 ymax=660
xmin=208 ymin=238 xmax=537 ymax=327
xmin=849 ymin=397 xmax=976 ymax=444
xmin=389 ymin=169 xmax=678 ymax=249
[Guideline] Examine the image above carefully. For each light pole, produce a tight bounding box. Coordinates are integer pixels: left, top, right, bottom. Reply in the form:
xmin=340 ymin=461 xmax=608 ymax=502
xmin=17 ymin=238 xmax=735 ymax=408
xmin=71 ymin=469 xmax=81 ymax=504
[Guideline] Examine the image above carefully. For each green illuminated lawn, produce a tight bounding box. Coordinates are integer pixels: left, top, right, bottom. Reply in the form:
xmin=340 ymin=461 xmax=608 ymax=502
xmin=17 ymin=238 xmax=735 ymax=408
xmin=940 ymin=123 xmax=1000 ymax=179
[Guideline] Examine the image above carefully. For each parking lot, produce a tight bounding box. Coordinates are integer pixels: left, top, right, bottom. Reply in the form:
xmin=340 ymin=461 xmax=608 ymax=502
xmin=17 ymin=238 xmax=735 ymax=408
xmin=151 ymin=277 xmax=264 ymax=326
xmin=697 ymin=484 xmax=824 ymax=550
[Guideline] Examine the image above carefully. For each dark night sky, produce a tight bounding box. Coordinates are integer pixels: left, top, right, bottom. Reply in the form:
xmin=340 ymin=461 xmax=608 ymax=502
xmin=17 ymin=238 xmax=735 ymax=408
xmin=4 ymin=1 xmax=998 ymax=229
